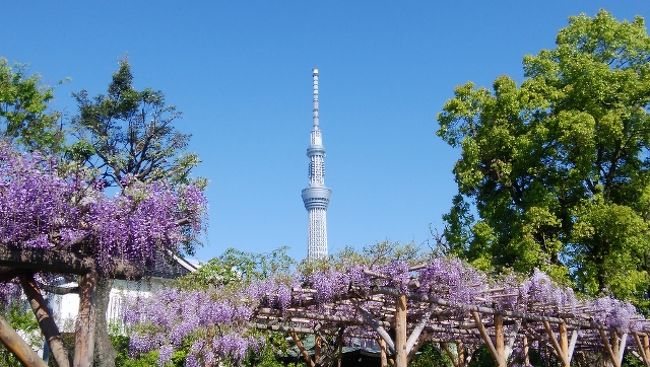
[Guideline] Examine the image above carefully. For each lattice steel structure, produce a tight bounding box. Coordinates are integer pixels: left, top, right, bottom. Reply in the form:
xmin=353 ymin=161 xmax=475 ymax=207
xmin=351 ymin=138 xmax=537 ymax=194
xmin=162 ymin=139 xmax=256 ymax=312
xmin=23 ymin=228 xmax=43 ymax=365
xmin=301 ymin=67 xmax=332 ymax=260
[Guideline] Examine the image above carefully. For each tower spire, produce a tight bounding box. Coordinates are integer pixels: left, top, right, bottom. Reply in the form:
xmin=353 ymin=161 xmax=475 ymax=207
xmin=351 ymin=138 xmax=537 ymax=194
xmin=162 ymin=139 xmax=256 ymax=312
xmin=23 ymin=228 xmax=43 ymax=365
xmin=312 ymin=67 xmax=319 ymax=127
xmin=302 ymin=67 xmax=331 ymax=260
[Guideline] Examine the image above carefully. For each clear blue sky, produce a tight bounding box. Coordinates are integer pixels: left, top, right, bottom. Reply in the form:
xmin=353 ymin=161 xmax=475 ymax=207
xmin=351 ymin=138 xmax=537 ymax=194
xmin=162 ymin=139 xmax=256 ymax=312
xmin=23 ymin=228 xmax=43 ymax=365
xmin=2 ymin=1 xmax=648 ymax=261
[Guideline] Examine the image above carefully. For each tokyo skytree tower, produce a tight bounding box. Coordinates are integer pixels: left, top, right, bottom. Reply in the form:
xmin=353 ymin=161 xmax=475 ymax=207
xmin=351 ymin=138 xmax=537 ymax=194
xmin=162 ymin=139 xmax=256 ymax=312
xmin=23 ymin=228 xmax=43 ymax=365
xmin=301 ymin=67 xmax=332 ymax=260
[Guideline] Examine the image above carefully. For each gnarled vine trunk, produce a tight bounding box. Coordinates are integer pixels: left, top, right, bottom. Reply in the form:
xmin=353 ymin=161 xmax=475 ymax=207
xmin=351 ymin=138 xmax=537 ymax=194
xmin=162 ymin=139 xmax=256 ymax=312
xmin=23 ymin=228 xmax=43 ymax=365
xmin=73 ymin=272 xmax=98 ymax=367
xmin=93 ymin=277 xmax=116 ymax=367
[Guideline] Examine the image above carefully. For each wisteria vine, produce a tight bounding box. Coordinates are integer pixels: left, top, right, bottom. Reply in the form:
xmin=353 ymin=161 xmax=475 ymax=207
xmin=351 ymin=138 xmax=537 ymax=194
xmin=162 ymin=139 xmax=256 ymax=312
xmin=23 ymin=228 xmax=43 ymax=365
xmin=0 ymin=143 xmax=207 ymax=307
xmin=128 ymin=257 xmax=649 ymax=366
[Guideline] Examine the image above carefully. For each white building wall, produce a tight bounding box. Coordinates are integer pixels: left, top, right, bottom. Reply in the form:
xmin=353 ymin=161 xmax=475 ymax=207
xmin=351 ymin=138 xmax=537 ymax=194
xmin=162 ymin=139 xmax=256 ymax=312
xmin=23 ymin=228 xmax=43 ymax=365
xmin=51 ymin=278 xmax=168 ymax=333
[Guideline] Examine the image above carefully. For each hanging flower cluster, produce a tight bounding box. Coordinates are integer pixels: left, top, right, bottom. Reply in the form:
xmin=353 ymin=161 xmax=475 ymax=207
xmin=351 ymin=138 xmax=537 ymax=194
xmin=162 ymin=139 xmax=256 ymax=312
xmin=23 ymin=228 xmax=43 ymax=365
xmin=0 ymin=281 xmax=20 ymax=310
xmin=124 ymin=287 xmax=261 ymax=366
xmin=0 ymin=143 xmax=207 ymax=276
xmin=417 ymin=258 xmax=487 ymax=304
xmin=0 ymin=144 xmax=82 ymax=249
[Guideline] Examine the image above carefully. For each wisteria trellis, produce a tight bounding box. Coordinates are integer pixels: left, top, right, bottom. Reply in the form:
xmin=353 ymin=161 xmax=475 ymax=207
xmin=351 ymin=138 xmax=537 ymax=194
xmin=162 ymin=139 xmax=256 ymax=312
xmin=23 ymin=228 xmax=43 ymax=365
xmin=128 ymin=259 xmax=650 ymax=367
xmin=0 ymin=143 xmax=207 ymax=367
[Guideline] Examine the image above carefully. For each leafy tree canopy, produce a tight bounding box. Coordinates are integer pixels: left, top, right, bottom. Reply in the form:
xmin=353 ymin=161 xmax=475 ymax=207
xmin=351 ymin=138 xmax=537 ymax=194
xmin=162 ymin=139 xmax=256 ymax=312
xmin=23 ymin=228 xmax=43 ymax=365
xmin=175 ymin=246 xmax=295 ymax=290
xmin=71 ymin=59 xmax=203 ymax=189
xmin=437 ymin=10 xmax=650 ymax=303
xmin=0 ymin=58 xmax=62 ymax=152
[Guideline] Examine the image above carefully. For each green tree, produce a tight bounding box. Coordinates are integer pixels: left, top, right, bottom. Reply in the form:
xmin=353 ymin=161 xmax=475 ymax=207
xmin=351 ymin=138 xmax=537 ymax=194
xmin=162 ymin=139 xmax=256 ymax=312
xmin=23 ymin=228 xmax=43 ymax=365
xmin=71 ymin=59 xmax=202 ymax=188
xmin=175 ymin=246 xmax=295 ymax=290
xmin=0 ymin=58 xmax=62 ymax=152
xmin=71 ymin=59 xmax=204 ymax=367
xmin=437 ymin=10 xmax=650 ymax=304
xmin=409 ymin=342 xmax=451 ymax=367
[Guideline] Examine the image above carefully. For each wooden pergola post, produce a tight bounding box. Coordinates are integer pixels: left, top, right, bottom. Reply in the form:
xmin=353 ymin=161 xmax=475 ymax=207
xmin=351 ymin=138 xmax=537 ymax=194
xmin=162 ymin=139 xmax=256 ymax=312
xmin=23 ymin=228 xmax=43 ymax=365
xmin=598 ymin=328 xmax=627 ymax=367
xmin=394 ymin=294 xmax=408 ymax=367
xmin=542 ymin=321 xmax=577 ymax=367
xmin=442 ymin=341 xmax=469 ymax=367
xmin=523 ymin=335 xmax=530 ymax=367
xmin=633 ymin=333 xmax=650 ymax=367
xmin=472 ymin=311 xmax=507 ymax=367
xmin=290 ymin=331 xmax=316 ymax=367
xmin=20 ymin=274 xmax=70 ymax=367
xmin=379 ymin=338 xmax=389 ymax=367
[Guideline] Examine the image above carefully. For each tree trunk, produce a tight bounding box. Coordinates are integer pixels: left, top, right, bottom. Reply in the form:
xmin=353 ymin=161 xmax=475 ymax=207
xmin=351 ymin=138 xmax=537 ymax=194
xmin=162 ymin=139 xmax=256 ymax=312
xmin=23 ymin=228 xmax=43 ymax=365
xmin=74 ymin=272 xmax=98 ymax=367
xmin=19 ymin=274 xmax=70 ymax=367
xmin=93 ymin=278 xmax=116 ymax=367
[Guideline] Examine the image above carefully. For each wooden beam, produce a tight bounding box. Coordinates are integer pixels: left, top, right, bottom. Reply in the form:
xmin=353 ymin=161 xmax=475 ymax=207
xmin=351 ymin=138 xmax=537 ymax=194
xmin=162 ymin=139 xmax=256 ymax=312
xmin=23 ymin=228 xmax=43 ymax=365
xmin=568 ymin=330 xmax=578 ymax=362
xmin=396 ymin=292 xmax=592 ymax=328
xmin=357 ymin=306 xmax=395 ymax=353
xmin=405 ymin=303 xmax=436 ymax=354
xmin=494 ymin=314 xmax=506 ymax=367
xmin=250 ymin=322 xmax=315 ymax=334
xmin=543 ymin=321 xmax=570 ymax=367
xmin=442 ymin=342 xmax=460 ymax=367
xmin=617 ymin=333 xmax=628 ymax=367
xmin=0 ymin=314 xmax=48 ymax=367
xmin=0 ymin=247 xmax=141 ymax=280
xmin=0 ymin=247 xmax=93 ymax=275
xmin=598 ymin=328 xmax=619 ymax=367
xmin=407 ymin=331 xmax=431 ymax=362
xmin=258 ymin=308 xmax=384 ymax=326
xmin=471 ymin=311 xmax=499 ymax=364
xmin=523 ymin=335 xmax=530 ymax=367
xmin=633 ymin=333 xmax=650 ymax=367
xmin=504 ymin=320 xmax=521 ymax=359
xmin=290 ymin=331 xmax=315 ymax=367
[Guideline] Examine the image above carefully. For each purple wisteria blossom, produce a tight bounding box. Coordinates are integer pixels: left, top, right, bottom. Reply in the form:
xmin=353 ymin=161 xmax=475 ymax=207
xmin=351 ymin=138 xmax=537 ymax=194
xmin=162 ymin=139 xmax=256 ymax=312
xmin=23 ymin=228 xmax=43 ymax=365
xmin=124 ymin=288 xmax=259 ymax=366
xmin=589 ymin=296 xmax=638 ymax=332
xmin=0 ymin=143 xmax=207 ymax=276
xmin=418 ymin=258 xmax=487 ymax=304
